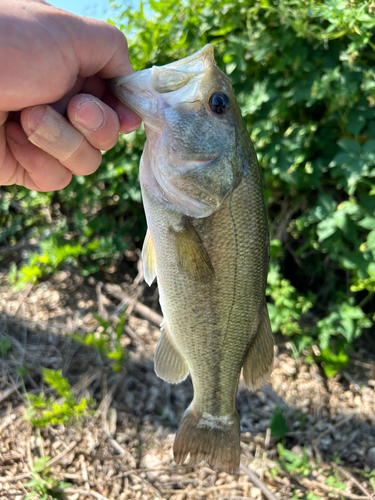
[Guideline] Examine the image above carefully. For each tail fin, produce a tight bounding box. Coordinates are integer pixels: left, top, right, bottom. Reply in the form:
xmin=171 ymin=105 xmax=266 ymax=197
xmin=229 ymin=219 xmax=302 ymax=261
xmin=173 ymin=405 xmax=240 ymax=474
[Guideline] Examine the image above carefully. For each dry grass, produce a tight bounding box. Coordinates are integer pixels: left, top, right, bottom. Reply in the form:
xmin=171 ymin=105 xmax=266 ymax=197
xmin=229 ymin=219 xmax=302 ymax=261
xmin=0 ymin=269 xmax=375 ymax=500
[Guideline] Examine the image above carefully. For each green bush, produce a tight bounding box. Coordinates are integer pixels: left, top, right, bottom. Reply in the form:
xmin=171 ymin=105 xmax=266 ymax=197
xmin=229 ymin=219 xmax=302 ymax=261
xmin=1 ymin=0 xmax=374 ymax=375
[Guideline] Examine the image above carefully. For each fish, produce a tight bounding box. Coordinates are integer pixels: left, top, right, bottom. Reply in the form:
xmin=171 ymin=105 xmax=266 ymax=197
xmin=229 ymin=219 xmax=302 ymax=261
xmin=109 ymin=45 xmax=274 ymax=474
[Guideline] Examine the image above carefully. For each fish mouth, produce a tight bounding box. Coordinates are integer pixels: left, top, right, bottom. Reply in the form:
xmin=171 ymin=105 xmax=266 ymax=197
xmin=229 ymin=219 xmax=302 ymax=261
xmin=108 ymin=45 xmax=216 ymax=130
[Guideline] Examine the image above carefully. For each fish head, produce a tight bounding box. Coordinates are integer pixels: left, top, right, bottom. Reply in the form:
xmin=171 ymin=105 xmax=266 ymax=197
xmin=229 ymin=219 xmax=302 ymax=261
xmin=109 ymin=45 xmax=248 ymax=218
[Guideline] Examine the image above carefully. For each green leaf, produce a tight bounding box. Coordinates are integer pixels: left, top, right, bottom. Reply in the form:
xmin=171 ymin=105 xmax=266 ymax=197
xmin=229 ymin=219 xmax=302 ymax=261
xmin=358 ymin=217 xmax=375 ymax=229
xmin=0 ymin=338 xmax=11 ymax=356
xmin=337 ymin=139 xmax=361 ymax=155
xmin=367 ymin=229 xmax=375 ymax=249
xmin=363 ymin=139 xmax=375 ymax=153
xmin=42 ymin=369 xmax=73 ymax=400
xmin=33 ymin=456 xmax=51 ymax=472
xmin=317 ymin=217 xmax=336 ymax=241
xmin=270 ymin=407 xmax=288 ymax=441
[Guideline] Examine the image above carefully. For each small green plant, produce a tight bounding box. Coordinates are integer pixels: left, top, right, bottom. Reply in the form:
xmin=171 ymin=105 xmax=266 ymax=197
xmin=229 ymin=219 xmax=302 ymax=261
xmin=290 ymin=493 xmax=320 ymax=500
xmin=0 ymin=337 xmax=11 ymax=356
xmin=270 ymin=406 xmax=289 ymax=441
xmin=325 ymin=472 xmax=346 ymax=491
xmin=8 ymin=236 xmax=88 ymax=291
xmin=369 ymin=470 xmax=375 ymax=493
xmin=25 ymin=456 xmax=71 ymax=500
xmin=277 ymin=443 xmax=312 ymax=477
xmin=315 ymin=340 xmax=350 ymax=378
xmin=305 ymin=494 xmax=320 ymax=500
xmin=25 ymin=369 xmax=94 ymax=427
xmin=16 ymin=364 xmax=30 ymax=377
xmin=72 ymin=311 xmax=128 ymax=372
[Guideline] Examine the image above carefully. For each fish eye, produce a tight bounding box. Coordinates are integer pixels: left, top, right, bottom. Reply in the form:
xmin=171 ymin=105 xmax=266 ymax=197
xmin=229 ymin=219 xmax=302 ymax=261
xmin=209 ymin=92 xmax=229 ymax=115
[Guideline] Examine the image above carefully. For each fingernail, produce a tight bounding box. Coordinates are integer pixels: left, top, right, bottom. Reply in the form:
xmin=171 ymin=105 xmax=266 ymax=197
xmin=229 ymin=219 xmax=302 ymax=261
xmin=6 ymin=126 xmax=29 ymax=146
xmin=28 ymin=106 xmax=47 ymax=132
xmin=75 ymin=99 xmax=105 ymax=131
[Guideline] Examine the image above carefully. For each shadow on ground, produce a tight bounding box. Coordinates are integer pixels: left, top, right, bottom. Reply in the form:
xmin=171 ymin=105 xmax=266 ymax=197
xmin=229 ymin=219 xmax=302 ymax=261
xmin=0 ymin=275 xmax=375 ymax=499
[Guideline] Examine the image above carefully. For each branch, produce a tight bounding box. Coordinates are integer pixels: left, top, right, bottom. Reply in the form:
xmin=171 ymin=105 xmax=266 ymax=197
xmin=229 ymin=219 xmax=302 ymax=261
xmin=240 ymin=462 xmax=279 ymax=500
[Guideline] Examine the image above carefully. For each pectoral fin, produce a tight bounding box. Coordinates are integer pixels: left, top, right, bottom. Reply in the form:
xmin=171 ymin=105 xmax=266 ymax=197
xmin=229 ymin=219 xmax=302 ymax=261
xmin=142 ymin=229 xmax=157 ymax=286
xmin=171 ymin=217 xmax=214 ymax=282
xmin=154 ymin=322 xmax=189 ymax=384
xmin=243 ymin=304 xmax=274 ymax=391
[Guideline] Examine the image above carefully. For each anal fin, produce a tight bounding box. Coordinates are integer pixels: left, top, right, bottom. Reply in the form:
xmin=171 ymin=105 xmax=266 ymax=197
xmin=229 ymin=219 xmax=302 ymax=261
xmin=154 ymin=321 xmax=189 ymax=384
xmin=142 ymin=228 xmax=157 ymax=286
xmin=243 ymin=304 xmax=274 ymax=391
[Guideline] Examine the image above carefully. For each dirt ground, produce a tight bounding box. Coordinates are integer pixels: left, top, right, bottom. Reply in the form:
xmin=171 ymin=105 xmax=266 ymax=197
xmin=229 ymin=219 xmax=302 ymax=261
xmin=0 ymin=268 xmax=375 ymax=500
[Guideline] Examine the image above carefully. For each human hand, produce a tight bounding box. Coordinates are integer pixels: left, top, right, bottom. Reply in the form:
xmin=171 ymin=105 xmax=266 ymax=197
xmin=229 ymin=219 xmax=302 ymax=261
xmin=0 ymin=0 xmax=141 ymax=191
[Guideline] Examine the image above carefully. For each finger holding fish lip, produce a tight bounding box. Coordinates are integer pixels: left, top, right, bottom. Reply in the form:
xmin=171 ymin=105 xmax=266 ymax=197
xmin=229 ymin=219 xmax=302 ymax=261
xmin=2 ymin=90 xmax=142 ymax=192
xmin=5 ymin=103 xmax=102 ymax=191
xmin=21 ymin=98 xmax=110 ymax=170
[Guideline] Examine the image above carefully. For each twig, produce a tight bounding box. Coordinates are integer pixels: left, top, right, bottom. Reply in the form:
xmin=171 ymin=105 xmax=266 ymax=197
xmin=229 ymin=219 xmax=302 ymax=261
xmin=314 ymin=414 xmax=353 ymax=444
xmin=0 ymin=241 xmax=38 ymax=255
xmin=71 ymin=369 xmax=103 ymax=395
xmin=105 ymin=285 xmax=163 ymax=326
xmin=105 ymin=466 xmax=190 ymax=483
xmin=203 ymin=481 xmax=242 ymax=492
xmin=0 ymin=314 xmax=65 ymax=333
xmin=13 ymin=282 xmax=34 ymax=317
xmin=132 ymin=300 xmax=163 ymax=326
xmin=261 ymin=385 xmax=292 ymax=413
xmin=333 ymin=464 xmax=375 ymax=500
xmin=0 ymin=472 xmax=31 ymax=483
xmin=126 ymin=283 xmax=147 ymax=317
xmin=0 ymin=382 xmax=23 ymax=405
xmin=96 ymin=282 xmax=107 ymax=320
xmin=240 ymin=462 xmax=278 ymax=500
xmin=80 ymin=453 xmax=90 ymax=491
xmin=45 ymin=441 xmax=77 ymax=469
xmin=123 ymin=324 xmax=152 ymax=355
xmin=351 ymin=359 xmax=374 ymax=370
xmin=342 ymin=371 xmax=361 ymax=391
xmin=104 ymin=430 xmax=136 ymax=467
xmin=79 ymin=452 xmax=126 ymax=461
xmin=299 ymin=476 xmax=372 ymax=499
xmin=64 ymin=488 xmax=109 ymax=500
xmin=105 ymin=431 xmax=127 ymax=457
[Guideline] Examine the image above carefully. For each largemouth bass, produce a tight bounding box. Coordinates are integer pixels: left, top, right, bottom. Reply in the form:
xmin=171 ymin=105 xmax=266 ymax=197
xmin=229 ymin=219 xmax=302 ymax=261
xmin=110 ymin=45 xmax=273 ymax=474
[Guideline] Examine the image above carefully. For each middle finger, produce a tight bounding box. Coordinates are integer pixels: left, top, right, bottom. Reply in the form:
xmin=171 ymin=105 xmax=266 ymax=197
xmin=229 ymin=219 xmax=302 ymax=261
xmin=20 ymin=104 xmax=104 ymax=176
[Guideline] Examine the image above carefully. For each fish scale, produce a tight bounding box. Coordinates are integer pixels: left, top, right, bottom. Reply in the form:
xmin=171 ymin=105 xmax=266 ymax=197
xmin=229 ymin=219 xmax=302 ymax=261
xmin=109 ymin=44 xmax=274 ymax=473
